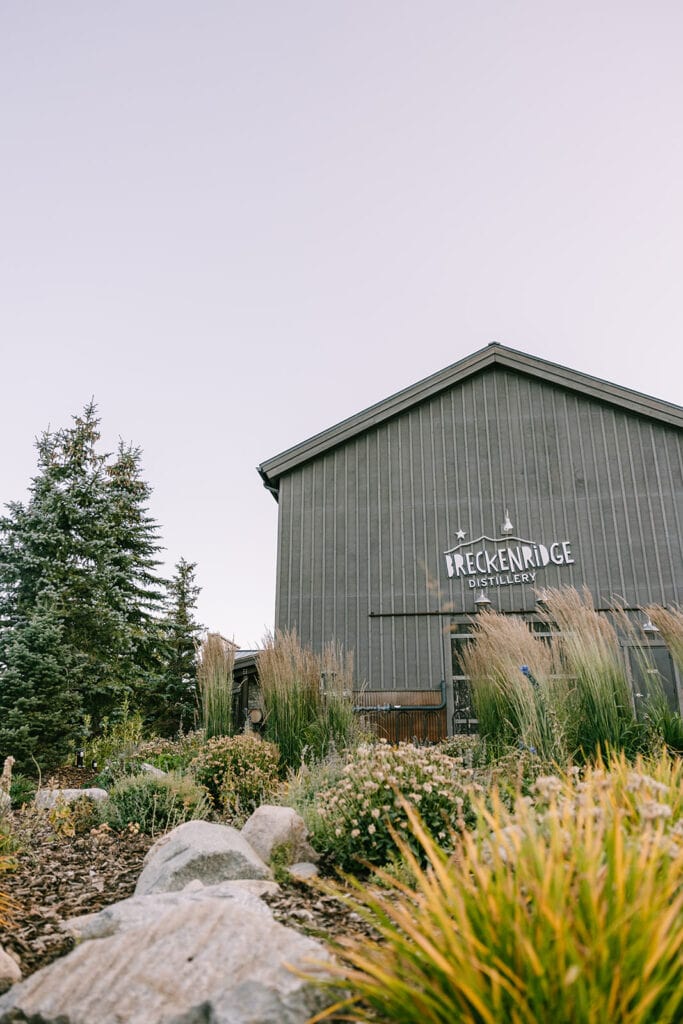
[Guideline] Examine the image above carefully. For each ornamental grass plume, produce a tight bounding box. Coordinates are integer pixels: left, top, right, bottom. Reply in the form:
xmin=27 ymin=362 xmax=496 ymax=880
xmin=258 ymin=630 xmax=358 ymax=769
xmin=460 ymin=610 xmax=566 ymax=762
xmin=541 ymin=587 xmax=640 ymax=759
xmin=197 ymin=633 xmax=235 ymax=738
xmin=645 ymin=605 xmax=683 ymax=674
xmin=0 ymin=849 xmax=16 ymax=928
xmin=309 ymin=751 xmax=683 ymax=1024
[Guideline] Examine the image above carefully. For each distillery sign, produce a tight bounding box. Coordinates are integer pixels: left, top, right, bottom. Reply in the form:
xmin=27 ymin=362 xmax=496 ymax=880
xmin=444 ymin=532 xmax=575 ymax=589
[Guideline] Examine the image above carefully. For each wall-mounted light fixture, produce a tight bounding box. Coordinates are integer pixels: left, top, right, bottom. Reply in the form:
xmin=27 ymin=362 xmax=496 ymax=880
xmin=642 ymin=616 xmax=659 ymax=634
xmin=501 ymin=509 xmax=513 ymax=534
xmin=474 ymin=589 xmax=492 ymax=611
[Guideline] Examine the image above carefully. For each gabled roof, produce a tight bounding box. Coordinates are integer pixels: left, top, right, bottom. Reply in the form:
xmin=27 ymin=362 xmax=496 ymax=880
xmin=258 ymin=342 xmax=683 ymax=497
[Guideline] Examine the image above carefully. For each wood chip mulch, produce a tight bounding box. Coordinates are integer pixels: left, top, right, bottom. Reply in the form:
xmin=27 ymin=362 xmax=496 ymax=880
xmin=0 ymin=810 xmax=154 ymax=977
xmin=0 ymin=769 xmax=377 ymax=981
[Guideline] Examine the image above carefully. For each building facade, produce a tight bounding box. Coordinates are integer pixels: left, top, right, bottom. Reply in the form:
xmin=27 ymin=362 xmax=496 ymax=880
xmin=258 ymin=344 xmax=683 ymax=735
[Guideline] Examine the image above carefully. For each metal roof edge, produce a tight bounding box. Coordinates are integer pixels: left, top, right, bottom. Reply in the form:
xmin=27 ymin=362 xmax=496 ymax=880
xmin=258 ymin=342 xmax=683 ymax=495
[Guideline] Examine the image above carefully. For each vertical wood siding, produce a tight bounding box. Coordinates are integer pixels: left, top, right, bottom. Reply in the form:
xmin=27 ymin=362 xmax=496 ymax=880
xmin=274 ymin=367 xmax=683 ymax=692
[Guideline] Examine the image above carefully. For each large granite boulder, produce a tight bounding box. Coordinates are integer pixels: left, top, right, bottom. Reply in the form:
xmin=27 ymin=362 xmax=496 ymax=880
xmin=64 ymin=879 xmax=280 ymax=941
xmin=135 ymin=819 xmax=272 ymax=895
xmin=241 ymin=805 xmax=319 ymax=865
xmin=34 ymin=788 xmax=109 ymax=810
xmin=0 ymin=946 xmax=20 ymax=996
xmin=0 ymin=890 xmax=335 ymax=1024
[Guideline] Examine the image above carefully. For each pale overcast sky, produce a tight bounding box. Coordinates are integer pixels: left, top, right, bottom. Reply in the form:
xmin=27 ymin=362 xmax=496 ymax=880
xmin=1 ymin=2 xmax=682 ymax=646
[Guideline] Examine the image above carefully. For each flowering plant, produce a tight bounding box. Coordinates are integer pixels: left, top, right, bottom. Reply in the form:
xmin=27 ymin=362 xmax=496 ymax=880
xmin=312 ymin=741 xmax=474 ymax=872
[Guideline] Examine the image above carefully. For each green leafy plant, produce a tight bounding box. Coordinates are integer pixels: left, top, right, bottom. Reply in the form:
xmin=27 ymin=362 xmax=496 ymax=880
xmin=48 ymin=795 xmax=101 ymax=837
xmin=436 ymin=734 xmax=483 ymax=767
xmin=100 ymin=771 xmax=211 ymax=834
xmin=310 ymin=751 xmax=683 ymax=1024
xmin=190 ymin=733 xmax=280 ymax=822
xmin=85 ymin=698 xmax=145 ymax=772
xmin=135 ymin=731 xmax=206 ymax=772
xmin=309 ymin=741 xmax=474 ymax=874
xmin=9 ymin=773 xmax=36 ymax=809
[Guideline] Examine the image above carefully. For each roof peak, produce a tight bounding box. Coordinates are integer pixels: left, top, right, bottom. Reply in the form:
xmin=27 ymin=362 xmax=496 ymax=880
xmin=258 ymin=342 xmax=683 ymax=495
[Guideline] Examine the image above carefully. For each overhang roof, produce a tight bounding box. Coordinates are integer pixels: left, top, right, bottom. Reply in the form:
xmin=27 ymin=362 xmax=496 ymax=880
xmin=258 ymin=342 xmax=683 ymax=498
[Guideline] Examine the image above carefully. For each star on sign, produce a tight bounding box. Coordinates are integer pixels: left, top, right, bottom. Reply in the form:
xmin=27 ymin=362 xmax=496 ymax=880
xmin=456 ymin=528 xmax=466 ymax=541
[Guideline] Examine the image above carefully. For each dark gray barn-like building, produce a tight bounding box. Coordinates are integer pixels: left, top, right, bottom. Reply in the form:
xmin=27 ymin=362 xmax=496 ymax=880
xmin=258 ymin=343 xmax=683 ymax=737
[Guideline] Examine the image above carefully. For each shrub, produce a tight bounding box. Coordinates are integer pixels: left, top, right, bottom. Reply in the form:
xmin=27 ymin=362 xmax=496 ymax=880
xmin=9 ymin=772 xmax=36 ymax=809
xmin=88 ymin=733 xmax=207 ymax=791
xmin=312 ymin=751 xmax=683 ymax=1024
xmin=48 ymin=795 xmax=101 ymax=837
xmin=85 ymin=698 xmax=145 ymax=771
xmin=436 ymin=734 xmax=483 ymax=767
xmin=100 ymin=772 xmax=212 ymax=834
xmin=310 ymin=742 xmax=475 ymax=874
xmin=190 ymin=734 xmax=280 ymax=822
xmin=258 ymin=630 xmax=360 ymax=770
xmin=135 ymin=731 xmax=206 ymax=772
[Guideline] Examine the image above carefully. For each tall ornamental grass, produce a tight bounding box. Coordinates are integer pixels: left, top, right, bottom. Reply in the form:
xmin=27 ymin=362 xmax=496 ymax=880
xmin=311 ymin=751 xmax=683 ymax=1024
xmin=258 ymin=630 xmax=359 ymax=770
xmin=645 ymin=605 xmax=683 ymax=674
xmin=0 ymin=858 xmax=15 ymax=928
xmin=197 ymin=633 xmax=235 ymax=738
xmin=460 ymin=611 xmax=567 ymax=762
xmin=542 ymin=587 xmax=641 ymax=758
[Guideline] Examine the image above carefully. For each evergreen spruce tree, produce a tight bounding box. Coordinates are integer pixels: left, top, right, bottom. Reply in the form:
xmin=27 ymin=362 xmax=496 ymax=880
xmin=0 ymin=593 xmax=83 ymax=772
xmin=152 ymin=558 xmax=203 ymax=735
xmin=0 ymin=402 xmax=169 ymax=767
xmin=103 ymin=441 xmax=167 ymax=710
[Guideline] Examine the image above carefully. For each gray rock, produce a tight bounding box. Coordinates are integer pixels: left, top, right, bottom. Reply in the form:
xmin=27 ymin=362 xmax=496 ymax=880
xmin=136 ymin=820 xmax=272 ymax=895
xmin=0 ymin=946 xmax=20 ymax=995
xmin=288 ymin=862 xmax=320 ymax=881
xmin=241 ymin=805 xmax=319 ymax=865
xmin=64 ymin=879 xmax=280 ymax=941
xmin=139 ymin=762 xmax=167 ymax=777
xmin=34 ymin=788 xmax=109 ymax=810
xmin=0 ymin=895 xmax=335 ymax=1023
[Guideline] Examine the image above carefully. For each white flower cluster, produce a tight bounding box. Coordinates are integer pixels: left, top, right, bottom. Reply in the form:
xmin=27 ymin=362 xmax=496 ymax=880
xmin=315 ymin=742 xmax=471 ymax=871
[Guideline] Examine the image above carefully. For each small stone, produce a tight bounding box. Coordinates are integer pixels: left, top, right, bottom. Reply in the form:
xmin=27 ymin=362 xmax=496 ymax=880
xmin=241 ymin=805 xmax=319 ymax=865
xmin=139 ymin=763 xmax=167 ymax=778
xmin=289 ymin=862 xmax=320 ymax=881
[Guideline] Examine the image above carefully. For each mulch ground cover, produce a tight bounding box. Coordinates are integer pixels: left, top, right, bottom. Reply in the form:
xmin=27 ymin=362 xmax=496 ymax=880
xmin=1 ymin=768 xmax=155 ymax=977
xmin=1 ymin=769 xmax=376 ymax=981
